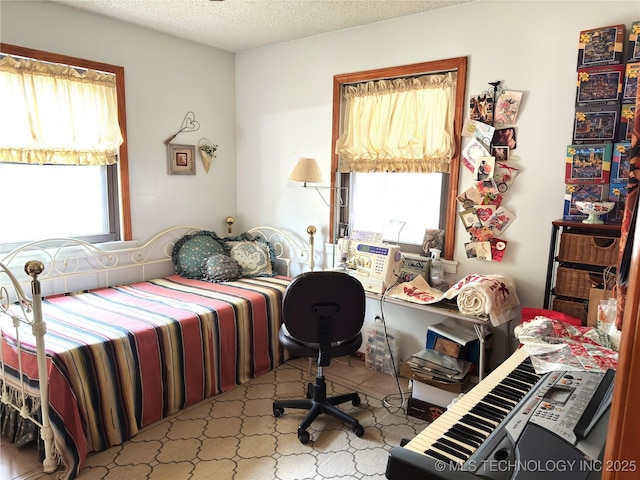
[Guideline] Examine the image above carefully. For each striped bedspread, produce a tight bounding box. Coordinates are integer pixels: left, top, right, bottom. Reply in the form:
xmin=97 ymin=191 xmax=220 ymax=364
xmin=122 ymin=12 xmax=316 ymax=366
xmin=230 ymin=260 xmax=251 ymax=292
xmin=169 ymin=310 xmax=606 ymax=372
xmin=0 ymin=274 xmax=290 ymax=479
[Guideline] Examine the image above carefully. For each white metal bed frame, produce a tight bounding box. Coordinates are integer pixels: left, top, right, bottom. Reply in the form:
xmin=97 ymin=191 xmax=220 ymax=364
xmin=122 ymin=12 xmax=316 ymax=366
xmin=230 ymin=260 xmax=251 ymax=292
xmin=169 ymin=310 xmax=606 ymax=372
xmin=0 ymin=224 xmax=316 ymax=475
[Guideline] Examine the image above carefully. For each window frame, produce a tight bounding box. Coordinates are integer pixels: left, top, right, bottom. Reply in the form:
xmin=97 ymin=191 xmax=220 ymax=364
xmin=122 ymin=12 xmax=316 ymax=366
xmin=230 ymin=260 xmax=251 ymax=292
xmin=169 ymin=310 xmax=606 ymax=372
xmin=331 ymin=57 xmax=467 ymax=260
xmin=1 ymin=43 xmax=132 ymax=243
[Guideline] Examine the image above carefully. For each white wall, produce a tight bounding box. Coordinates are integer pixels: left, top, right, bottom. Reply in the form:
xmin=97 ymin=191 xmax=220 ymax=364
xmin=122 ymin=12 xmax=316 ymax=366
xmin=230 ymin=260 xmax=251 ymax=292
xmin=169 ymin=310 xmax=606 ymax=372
xmin=1 ymin=1 xmax=238 ymax=242
xmin=236 ymin=1 xmax=640 ymax=361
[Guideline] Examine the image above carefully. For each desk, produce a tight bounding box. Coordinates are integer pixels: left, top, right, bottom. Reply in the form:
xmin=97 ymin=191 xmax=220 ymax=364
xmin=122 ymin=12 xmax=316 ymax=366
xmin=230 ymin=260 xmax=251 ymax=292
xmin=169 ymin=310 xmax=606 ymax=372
xmin=365 ymin=291 xmax=503 ymax=381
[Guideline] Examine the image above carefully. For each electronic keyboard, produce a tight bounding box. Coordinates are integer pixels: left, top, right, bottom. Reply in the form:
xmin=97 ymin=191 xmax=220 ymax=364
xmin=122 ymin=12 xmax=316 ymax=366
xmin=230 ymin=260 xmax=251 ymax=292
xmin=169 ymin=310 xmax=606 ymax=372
xmin=387 ymin=347 xmax=614 ymax=480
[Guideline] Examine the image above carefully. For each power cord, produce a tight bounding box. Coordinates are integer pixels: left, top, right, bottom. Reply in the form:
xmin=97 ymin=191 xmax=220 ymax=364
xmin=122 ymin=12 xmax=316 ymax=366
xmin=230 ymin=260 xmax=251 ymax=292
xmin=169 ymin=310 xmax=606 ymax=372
xmin=375 ymin=274 xmax=410 ymax=412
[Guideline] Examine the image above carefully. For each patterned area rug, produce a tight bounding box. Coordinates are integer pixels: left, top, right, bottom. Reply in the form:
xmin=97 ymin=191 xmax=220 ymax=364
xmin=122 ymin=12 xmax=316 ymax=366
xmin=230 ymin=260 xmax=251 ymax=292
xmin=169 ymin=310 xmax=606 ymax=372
xmin=25 ymin=358 xmax=427 ymax=480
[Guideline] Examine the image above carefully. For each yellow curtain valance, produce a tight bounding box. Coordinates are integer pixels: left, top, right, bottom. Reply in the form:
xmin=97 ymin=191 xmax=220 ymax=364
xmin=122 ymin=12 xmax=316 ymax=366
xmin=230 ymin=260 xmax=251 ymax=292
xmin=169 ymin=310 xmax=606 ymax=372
xmin=0 ymin=55 xmax=123 ymax=166
xmin=336 ymin=71 xmax=457 ymax=173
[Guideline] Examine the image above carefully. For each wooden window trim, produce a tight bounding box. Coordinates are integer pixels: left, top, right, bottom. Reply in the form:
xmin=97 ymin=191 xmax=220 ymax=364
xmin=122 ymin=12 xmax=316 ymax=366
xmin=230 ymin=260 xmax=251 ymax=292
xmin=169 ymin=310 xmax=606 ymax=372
xmin=2 ymin=43 xmax=132 ymax=241
xmin=331 ymin=56 xmax=467 ymax=259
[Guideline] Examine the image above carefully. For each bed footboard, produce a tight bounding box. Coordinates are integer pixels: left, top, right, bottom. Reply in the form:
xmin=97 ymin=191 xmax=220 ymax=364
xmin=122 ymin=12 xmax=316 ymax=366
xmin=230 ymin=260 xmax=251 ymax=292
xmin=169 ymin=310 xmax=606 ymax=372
xmin=0 ymin=260 xmax=56 ymax=473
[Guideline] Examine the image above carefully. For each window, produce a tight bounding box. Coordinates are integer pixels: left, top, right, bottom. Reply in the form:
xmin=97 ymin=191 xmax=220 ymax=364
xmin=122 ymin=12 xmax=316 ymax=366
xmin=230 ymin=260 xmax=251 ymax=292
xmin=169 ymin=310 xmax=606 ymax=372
xmin=331 ymin=57 xmax=467 ymax=258
xmin=349 ymin=172 xmax=447 ymax=246
xmin=0 ymin=44 xmax=130 ymax=250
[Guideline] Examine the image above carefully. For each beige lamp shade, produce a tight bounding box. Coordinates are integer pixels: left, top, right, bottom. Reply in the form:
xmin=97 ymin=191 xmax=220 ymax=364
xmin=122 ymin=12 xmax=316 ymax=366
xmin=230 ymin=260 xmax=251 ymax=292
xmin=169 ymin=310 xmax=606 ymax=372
xmin=288 ymin=157 xmax=324 ymax=185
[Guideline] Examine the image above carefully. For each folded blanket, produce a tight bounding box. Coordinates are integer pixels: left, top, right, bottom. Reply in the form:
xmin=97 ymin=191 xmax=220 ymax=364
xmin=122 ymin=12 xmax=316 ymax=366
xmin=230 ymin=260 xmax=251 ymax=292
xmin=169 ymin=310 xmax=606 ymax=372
xmin=442 ymin=274 xmax=520 ymax=326
xmin=386 ymin=273 xmax=519 ymax=326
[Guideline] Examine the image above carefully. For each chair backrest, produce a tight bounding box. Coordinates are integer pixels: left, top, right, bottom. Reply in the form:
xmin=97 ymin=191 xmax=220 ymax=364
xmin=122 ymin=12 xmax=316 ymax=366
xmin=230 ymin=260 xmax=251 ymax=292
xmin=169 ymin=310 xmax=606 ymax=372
xmin=282 ymin=271 xmax=365 ymax=344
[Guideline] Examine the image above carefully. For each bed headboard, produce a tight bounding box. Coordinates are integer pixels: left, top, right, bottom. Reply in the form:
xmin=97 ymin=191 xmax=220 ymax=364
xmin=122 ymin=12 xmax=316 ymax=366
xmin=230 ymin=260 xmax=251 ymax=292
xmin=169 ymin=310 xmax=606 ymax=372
xmin=0 ymin=225 xmax=316 ymax=299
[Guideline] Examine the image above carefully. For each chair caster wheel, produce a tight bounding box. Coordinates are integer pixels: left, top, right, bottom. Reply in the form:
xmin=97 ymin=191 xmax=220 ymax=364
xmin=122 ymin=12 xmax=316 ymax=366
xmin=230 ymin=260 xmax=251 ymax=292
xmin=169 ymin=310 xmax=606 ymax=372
xmin=306 ymin=382 xmax=313 ymax=399
xmin=298 ymin=430 xmax=310 ymax=444
xmin=352 ymin=395 xmax=361 ymax=406
xmin=273 ymin=408 xmax=284 ymax=417
xmin=353 ymin=424 xmax=364 ymax=437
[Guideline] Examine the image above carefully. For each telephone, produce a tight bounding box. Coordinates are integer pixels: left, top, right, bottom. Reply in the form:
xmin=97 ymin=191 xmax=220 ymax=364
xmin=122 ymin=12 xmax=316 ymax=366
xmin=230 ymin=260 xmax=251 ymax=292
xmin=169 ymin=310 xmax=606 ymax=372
xmin=337 ymin=239 xmax=402 ymax=294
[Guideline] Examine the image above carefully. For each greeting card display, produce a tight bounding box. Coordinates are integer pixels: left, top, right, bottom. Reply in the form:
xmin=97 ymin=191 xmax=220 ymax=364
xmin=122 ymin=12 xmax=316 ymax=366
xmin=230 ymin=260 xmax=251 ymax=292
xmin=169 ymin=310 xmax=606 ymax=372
xmin=493 ymin=162 xmax=519 ymax=194
xmin=628 ymin=21 xmax=640 ymax=63
xmin=622 ymin=62 xmax=639 ymax=104
xmin=475 ymin=205 xmax=497 ymax=225
xmin=489 ymin=238 xmax=507 ymax=263
xmin=611 ymin=143 xmax=631 ymax=183
xmin=565 ymin=144 xmax=612 ymax=184
xmin=618 ymin=104 xmax=636 ymax=142
xmin=493 ymin=90 xmax=523 ymax=127
xmin=461 ymin=118 xmax=494 ymax=148
xmin=468 ymin=226 xmax=493 ymax=242
xmin=575 ymin=65 xmax=624 ymax=106
xmin=572 ymin=105 xmax=619 ymax=144
xmin=485 ymin=206 xmax=516 ymax=237
xmin=577 ymin=24 xmax=625 ymax=68
xmin=469 ymin=93 xmax=493 ymax=124
xmin=459 ymin=208 xmax=482 ymax=231
xmin=563 ymin=183 xmax=608 ymax=221
xmin=457 ymin=186 xmax=484 ymax=209
xmin=464 ymin=241 xmax=491 ymax=262
xmin=461 ymin=138 xmax=490 ymax=173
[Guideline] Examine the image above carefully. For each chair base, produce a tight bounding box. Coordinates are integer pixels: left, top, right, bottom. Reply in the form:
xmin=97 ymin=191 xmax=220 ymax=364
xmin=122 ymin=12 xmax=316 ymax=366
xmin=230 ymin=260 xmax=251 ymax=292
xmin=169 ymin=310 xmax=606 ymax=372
xmin=273 ymin=375 xmax=364 ymax=444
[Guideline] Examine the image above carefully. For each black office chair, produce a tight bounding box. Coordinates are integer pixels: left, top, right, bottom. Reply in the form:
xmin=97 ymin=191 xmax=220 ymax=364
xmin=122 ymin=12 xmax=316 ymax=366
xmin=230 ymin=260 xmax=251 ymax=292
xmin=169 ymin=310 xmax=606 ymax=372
xmin=272 ymin=271 xmax=366 ymax=444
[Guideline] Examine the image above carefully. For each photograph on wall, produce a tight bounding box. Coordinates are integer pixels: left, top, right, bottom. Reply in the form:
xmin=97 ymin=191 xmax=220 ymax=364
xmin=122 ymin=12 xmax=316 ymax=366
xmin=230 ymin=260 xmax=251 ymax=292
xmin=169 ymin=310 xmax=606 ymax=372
xmin=565 ymin=144 xmax=612 ymax=184
xmin=622 ymin=62 xmax=639 ymax=104
xmin=619 ymin=104 xmax=636 ymax=142
xmin=628 ymin=21 xmax=640 ymax=62
xmin=575 ymin=65 xmax=624 ymax=106
xmin=469 ymin=92 xmax=493 ymax=124
xmin=492 ymin=127 xmax=517 ymax=150
xmin=572 ymin=105 xmax=619 ymax=144
xmin=493 ymin=90 xmax=523 ymax=127
xmin=577 ymin=24 xmax=625 ymax=68
xmin=492 ymin=145 xmax=509 ymax=162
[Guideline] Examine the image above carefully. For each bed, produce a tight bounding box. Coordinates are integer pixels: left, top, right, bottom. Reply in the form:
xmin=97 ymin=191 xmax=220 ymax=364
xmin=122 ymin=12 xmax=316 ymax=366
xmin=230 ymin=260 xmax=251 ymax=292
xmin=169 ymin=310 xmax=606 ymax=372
xmin=0 ymin=224 xmax=316 ymax=479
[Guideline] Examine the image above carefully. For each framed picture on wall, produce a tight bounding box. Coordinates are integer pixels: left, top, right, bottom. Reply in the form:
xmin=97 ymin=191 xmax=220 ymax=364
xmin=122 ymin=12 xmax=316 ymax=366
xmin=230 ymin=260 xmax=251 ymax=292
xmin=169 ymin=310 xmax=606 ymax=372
xmin=167 ymin=144 xmax=196 ymax=175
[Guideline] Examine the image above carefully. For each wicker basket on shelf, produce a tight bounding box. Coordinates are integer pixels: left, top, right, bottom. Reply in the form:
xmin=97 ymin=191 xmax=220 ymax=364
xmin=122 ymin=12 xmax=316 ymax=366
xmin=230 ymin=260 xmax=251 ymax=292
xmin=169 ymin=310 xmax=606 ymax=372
xmin=558 ymin=233 xmax=619 ymax=266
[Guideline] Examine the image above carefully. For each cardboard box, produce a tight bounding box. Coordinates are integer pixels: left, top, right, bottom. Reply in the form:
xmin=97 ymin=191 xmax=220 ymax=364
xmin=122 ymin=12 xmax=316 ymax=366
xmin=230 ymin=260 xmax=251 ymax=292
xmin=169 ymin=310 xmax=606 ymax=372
xmin=407 ymin=396 xmax=447 ymax=423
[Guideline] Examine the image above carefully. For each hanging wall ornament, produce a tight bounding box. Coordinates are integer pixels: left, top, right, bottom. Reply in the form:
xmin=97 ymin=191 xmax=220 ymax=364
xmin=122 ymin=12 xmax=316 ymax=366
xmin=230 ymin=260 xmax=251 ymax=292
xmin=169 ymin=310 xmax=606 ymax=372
xmin=198 ymin=138 xmax=218 ymax=173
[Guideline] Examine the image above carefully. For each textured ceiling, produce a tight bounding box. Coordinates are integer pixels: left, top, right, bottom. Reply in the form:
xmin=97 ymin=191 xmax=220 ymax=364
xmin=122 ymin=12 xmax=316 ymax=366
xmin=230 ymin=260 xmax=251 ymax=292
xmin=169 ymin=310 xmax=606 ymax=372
xmin=50 ymin=0 xmax=471 ymax=53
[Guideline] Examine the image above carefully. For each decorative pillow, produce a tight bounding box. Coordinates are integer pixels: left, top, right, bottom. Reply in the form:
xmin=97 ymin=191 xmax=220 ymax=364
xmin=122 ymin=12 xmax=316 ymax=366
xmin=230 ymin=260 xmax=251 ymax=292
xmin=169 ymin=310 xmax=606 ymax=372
xmin=202 ymin=254 xmax=242 ymax=283
xmin=223 ymin=236 xmax=275 ymax=277
xmin=172 ymin=230 xmax=225 ymax=279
